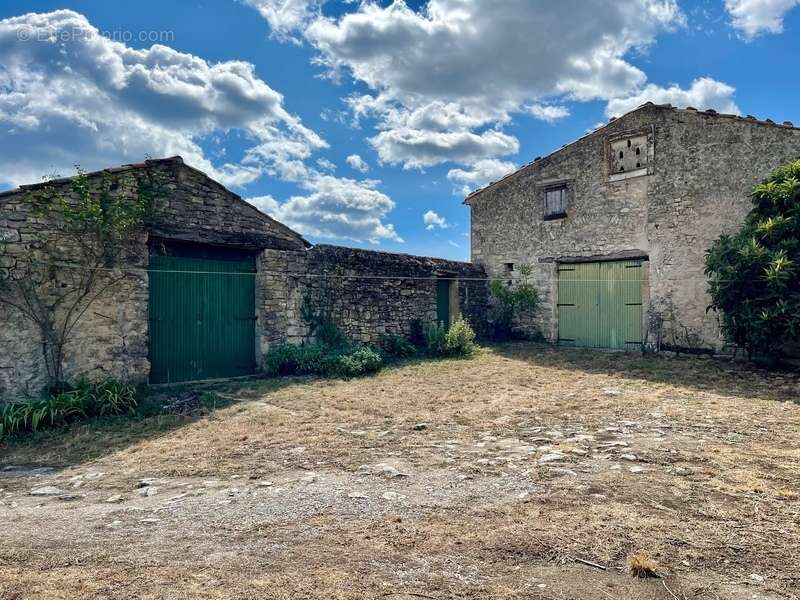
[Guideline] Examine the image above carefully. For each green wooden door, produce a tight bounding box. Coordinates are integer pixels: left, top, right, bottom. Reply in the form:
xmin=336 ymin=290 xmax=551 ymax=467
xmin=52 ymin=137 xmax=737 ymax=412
xmin=557 ymin=260 xmax=642 ymax=350
xmin=436 ymin=280 xmax=450 ymax=327
xmin=148 ymin=247 xmax=256 ymax=384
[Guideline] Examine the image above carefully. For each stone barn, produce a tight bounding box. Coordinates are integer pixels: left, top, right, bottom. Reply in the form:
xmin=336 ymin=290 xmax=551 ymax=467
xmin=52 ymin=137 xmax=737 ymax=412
xmin=467 ymin=102 xmax=800 ymax=353
xmin=0 ymin=157 xmax=486 ymax=399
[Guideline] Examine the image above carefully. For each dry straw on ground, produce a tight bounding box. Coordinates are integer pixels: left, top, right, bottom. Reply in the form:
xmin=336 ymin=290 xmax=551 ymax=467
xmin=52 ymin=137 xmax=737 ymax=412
xmin=1 ymin=344 xmax=799 ymax=599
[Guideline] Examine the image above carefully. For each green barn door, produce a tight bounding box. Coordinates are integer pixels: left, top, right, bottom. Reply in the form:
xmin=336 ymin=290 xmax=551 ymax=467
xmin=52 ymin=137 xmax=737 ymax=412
xmin=558 ymin=260 xmax=642 ymax=351
xmin=436 ymin=279 xmax=451 ymax=327
xmin=149 ymin=247 xmax=256 ymax=384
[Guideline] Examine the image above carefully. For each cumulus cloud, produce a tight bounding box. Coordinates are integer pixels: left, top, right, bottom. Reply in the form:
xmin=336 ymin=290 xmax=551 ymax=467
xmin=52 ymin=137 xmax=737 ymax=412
xmin=526 ymin=104 xmax=570 ymax=123
xmin=291 ymin=0 xmax=684 ymax=168
xmin=249 ymin=175 xmax=402 ymax=243
xmin=371 ymin=128 xmax=519 ymax=169
xmin=0 ymin=10 xmax=325 ymax=187
xmin=447 ymin=158 xmax=516 ymax=196
xmin=605 ymin=77 xmax=739 ymax=117
xmin=316 ymin=157 xmax=336 ymax=171
xmin=346 ymin=153 xmax=369 ymax=173
xmin=242 ymin=0 xmax=322 ymax=42
xmin=423 ymin=210 xmax=448 ymax=230
xmin=725 ymin=0 xmax=800 ymax=38
xmin=0 ymin=10 xmax=402 ymax=246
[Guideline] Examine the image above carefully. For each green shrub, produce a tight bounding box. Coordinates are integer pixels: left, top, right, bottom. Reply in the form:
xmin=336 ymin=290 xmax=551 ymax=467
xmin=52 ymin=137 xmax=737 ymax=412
xmin=263 ymin=342 xmax=384 ymax=379
xmin=379 ymin=334 xmax=417 ymax=359
xmin=264 ymin=343 xmax=326 ymax=376
xmin=489 ymin=264 xmax=540 ymax=340
xmin=0 ymin=379 xmax=137 ymax=441
xmin=706 ymin=159 xmax=800 ymax=360
xmin=444 ymin=318 xmax=477 ymax=356
xmin=331 ymin=346 xmax=383 ymax=378
xmin=424 ymin=321 xmax=449 ymax=356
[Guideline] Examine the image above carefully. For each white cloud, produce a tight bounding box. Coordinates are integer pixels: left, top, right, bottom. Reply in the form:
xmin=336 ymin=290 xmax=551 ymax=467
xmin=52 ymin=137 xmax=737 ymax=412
xmin=447 ymin=240 xmax=459 ymax=248
xmin=526 ymin=104 xmax=570 ymax=123
xmin=242 ymin=0 xmax=321 ymax=42
xmin=447 ymin=158 xmax=516 ymax=196
xmin=605 ymin=77 xmax=739 ymax=117
xmin=0 ymin=10 xmax=325 ymax=187
xmin=292 ymin=0 xmax=684 ymax=168
xmin=423 ymin=209 xmax=448 ymax=230
xmin=346 ymin=153 xmax=369 ymax=173
xmin=371 ymin=128 xmax=519 ymax=169
xmin=316 ymin=157 xmax=336 ymax=171
xmin=0 ymin=10 xmax=403 ymax=246
xmin=725 ymin=0 xmax=800 ymax=38
xmin=250 ymin=175 xmax=402 ymax=243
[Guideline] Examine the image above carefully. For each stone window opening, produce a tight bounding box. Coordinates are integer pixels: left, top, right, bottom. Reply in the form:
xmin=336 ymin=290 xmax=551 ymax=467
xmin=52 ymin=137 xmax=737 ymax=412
xmin=544 ymin=185 xmax=568 ymax=220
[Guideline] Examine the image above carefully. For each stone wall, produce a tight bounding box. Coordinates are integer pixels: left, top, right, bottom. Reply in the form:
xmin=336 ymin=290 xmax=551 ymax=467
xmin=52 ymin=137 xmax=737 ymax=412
xmin=468 ymin=103 xmax=800 ymax=352
xmin=256 ymin=245 xmax=489 ymax=359
xmin=1 ymin=157 xmax=488 ymax=399
xmin=0 ymin=157 xmax=307 ymax=399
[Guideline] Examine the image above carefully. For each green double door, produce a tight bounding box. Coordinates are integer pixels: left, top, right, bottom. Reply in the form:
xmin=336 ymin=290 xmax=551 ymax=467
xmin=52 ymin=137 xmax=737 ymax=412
xmin=148 ymin=246 xmax=257 ymax=384
xmin=557 ymin=260 xmax=643 ymax=350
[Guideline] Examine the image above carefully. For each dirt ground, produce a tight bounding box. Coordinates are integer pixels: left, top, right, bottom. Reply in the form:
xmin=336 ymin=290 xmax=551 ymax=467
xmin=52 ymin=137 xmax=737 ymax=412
xmin=1 ymin=344 xmax=799 ymax=600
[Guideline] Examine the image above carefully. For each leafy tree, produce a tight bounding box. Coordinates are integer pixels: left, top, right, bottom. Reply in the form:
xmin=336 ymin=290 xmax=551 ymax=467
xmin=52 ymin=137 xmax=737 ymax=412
xmin=489 ymin=264 xmax=540 ymax=340
xmin=705 ymin=160 xmax=800 ymax=360
xmin=0 ymin=168 xmax=159 ymax=393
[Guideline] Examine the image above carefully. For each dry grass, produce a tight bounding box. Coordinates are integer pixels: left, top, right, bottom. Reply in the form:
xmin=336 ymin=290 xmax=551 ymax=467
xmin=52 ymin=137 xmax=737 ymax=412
xmin=1 ymin=343 xmax=799 ymax=600
xmin=627 ymin=552 xmax=663 ymax=579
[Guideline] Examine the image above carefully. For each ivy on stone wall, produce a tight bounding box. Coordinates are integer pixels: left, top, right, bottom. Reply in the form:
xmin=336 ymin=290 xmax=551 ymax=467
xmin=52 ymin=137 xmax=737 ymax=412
xmin=0 ymin=167 xmax=161 ymax=394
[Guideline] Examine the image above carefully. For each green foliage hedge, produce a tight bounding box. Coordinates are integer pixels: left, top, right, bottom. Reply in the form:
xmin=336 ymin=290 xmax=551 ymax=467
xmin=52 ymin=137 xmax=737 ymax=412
xmin=265 ymin=318 xmax=479 ymax=379
xmin=489 ymin=264 xmax=540 ymax=339
xmin=424 ymin=318 xmax=477 ymax=357
xmin=706 ymin=160 xmax=800 ymax=360
xmin=264 ymin=341 xmax=384 ymax=378
xmin=0 ymin=379 xmax=138 ymax=441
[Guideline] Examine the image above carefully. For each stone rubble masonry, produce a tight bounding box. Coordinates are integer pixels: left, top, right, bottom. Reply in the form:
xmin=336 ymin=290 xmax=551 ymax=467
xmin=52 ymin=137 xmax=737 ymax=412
xmin=0 ymin=157 xmax=487 ymax=400
xmin=257 ymin=245 xmax=488 ymax=354
xmin=467 ymin=103 xmax=800 ymax=352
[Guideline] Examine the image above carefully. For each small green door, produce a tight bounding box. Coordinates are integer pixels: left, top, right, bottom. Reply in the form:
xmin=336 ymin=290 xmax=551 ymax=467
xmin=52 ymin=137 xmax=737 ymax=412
xmin=148 ymin=245 xmax=257 ymax=384
xmin=436 ymin=279 xmax=450 ymax=326
xmin=558 ymin=259 xmax=642 ymax=350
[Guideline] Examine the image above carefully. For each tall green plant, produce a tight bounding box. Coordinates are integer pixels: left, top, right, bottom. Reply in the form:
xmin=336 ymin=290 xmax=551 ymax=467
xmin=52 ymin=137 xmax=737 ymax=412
xmin=489 ymin=264 xmax=540 ymax=339
xmin=705 ymin=160 xmax=800 ymax=360
xmin=0 ymin=168 xmax=160 ymax=392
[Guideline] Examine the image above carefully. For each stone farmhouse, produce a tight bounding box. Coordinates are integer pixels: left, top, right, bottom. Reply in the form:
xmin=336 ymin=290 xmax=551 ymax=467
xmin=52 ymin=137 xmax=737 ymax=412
xmin=0 ymin=157 xmax=486 ymax=399
xmin=466 ymin=102 xmax=800 ymax=353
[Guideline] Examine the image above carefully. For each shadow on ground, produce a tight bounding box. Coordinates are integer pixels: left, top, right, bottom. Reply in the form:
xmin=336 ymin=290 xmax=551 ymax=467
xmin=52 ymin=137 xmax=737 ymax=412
xmin=0 ymin=376 xmax=302 ymax=470
xmin=489 ymin=341 xmax=799 ymax=402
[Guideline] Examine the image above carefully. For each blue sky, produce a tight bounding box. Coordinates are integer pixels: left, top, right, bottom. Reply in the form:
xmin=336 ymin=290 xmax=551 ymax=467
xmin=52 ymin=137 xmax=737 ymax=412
xmin=1 ymin=1 xmax=799 ymax=260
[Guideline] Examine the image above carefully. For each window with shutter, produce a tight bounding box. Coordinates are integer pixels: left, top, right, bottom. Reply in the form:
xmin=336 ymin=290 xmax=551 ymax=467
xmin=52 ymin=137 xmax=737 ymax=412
xmin=544 ymin=185 xmax=568 ymax=220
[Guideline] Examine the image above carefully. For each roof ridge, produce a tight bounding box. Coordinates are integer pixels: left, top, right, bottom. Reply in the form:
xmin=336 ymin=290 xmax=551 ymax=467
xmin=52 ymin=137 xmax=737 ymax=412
xmin=0 ymin=156 xmax=185 ymax=198
xmin=464 ymin=102 xmax=799 ymax=203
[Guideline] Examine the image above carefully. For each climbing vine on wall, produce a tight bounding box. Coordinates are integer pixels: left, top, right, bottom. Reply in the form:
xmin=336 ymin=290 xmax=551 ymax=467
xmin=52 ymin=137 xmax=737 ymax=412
xmin=0 ymin=168 xmax=161 ymax=393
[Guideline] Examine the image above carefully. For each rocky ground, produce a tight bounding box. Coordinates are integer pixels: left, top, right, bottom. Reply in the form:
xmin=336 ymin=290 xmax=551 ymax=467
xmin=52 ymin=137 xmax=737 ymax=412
xmin=1 ymin=344 xmax=799 ymax=599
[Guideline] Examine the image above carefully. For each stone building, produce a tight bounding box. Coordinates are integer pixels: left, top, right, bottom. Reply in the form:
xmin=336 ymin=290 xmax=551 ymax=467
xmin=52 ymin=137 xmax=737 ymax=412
xmin=467 ymin=102 xmax=800 ymax=353
xmin=0 ymin=157 xmax=486 ymax=399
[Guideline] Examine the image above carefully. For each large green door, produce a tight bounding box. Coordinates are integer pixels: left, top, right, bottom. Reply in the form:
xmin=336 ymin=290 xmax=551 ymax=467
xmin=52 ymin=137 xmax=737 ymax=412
xmin=149 ymin=246 xmax=256 ymax=384
xmin=436 ymin=279 xmax=451 ymax=326
xmin=558 ymin=260 xmax=642 ymax=350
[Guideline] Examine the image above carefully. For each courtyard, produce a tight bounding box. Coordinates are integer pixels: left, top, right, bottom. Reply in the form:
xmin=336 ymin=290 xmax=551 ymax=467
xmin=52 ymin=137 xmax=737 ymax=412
xmin=1 ymin=344 xmax=799 ymax=599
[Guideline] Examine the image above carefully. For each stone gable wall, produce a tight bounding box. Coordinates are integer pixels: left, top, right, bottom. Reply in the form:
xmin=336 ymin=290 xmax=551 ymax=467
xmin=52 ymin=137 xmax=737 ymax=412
xmin=469 ymin=105 xmax=800 ymax=351
xmin=0 ymin=158 xmax=307 ymax=399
